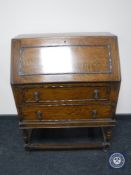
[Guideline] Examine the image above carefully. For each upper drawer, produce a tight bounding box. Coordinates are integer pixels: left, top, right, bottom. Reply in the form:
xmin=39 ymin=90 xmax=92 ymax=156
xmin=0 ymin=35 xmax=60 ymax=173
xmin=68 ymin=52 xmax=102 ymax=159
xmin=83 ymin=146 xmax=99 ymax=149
xmin=23 ymin=86 xmax=110 ymax=103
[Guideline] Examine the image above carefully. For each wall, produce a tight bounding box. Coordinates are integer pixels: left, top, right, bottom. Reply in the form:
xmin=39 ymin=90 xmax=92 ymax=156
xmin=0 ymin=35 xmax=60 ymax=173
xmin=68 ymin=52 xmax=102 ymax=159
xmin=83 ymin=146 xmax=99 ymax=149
xmin=0 ymin=0 xmax=131 ymax=114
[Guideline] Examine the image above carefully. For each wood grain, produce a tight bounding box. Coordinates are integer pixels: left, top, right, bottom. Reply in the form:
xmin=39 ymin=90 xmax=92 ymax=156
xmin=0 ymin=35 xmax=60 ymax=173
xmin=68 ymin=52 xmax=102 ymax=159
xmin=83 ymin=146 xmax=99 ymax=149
xmin=11 ymin=33 xmax=121 ymax=150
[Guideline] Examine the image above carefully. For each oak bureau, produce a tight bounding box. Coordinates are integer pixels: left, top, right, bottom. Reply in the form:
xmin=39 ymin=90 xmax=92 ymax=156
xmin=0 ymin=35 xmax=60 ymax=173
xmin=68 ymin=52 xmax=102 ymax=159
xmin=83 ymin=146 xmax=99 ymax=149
xmin=11 ymin=33 xmax=121 ymax=150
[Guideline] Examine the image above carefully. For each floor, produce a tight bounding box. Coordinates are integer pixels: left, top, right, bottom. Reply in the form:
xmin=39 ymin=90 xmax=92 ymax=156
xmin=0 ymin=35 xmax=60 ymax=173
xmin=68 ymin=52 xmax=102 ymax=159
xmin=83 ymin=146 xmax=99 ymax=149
xmin=0 ymin=116 xmax=131 ymax=175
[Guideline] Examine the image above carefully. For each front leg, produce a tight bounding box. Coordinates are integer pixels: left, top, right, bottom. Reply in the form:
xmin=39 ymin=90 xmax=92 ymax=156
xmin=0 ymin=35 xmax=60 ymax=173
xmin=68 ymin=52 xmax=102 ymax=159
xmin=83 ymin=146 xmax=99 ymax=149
xmin=22 ymin=129 xmax=32 ymax=143
xmin=105 ymin=127 xmax=112 ymax=142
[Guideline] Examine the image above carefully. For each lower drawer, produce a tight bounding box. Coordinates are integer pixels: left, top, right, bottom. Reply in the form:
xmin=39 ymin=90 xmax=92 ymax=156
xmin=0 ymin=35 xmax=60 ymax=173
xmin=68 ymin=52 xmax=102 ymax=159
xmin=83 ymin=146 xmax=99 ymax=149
xmin=21 ymin=104 xmax=113 ymax=121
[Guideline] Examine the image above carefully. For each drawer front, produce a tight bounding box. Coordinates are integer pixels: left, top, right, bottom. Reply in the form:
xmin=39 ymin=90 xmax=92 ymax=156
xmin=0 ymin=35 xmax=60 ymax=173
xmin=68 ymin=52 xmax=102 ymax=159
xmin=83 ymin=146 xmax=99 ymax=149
xmin=23 ymin=86 xmax=110 ymax=103
xmin=21 ymin=104 xmax=113 ymax=121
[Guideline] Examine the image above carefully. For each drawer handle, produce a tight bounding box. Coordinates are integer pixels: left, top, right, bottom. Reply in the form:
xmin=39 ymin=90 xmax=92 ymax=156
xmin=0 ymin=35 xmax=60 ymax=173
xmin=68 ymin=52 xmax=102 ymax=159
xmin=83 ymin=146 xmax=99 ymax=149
xmin=92 ymin=110 xmax=97 ymax=119
xmin=94 ymin=89 xmax=99 ymax=99
xmin=34 ymin=92 xmax=40 ymax=102
xmin=36 ymin=111 xmax=43 ymax=120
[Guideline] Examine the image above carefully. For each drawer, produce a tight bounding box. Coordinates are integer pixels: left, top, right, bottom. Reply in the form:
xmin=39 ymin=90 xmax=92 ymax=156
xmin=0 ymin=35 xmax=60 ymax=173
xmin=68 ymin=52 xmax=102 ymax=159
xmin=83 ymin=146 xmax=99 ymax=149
xmin=21 ymin=104 xmax=113 ymax=121
xmin=23 ymin=86 xmax=110 ymax=103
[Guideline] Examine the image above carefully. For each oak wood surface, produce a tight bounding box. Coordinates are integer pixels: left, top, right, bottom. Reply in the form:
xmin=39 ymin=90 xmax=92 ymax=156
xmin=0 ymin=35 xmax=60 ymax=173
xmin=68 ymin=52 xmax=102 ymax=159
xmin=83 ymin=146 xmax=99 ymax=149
xmin=11 ymin=33 xmax=121 ymax=150
xmin=21 ymin=103 xmax=113 ymax=121
xmin=11 ymin=33 xmax=121 ymax=84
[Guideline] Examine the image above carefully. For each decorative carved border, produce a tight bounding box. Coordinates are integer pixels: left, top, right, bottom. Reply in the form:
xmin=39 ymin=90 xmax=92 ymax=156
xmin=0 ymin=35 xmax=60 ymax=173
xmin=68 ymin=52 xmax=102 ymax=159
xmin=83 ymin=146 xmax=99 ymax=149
xmin=18 ymin=44 xmax=112 ymax=76
xmin=24 ymin=98 xmax=109 ymax=103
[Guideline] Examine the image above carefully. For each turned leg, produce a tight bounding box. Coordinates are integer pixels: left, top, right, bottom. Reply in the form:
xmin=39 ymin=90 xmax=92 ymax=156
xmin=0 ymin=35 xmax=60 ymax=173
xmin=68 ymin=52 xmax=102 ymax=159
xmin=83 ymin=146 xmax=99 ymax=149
xmin=101 ymin=127 xmax=112 ymax=150
xmin=22 ymin=129 xmax=28 ymax=144
xmin=27 ymin=129 xmax=32 ymax=143
xmin=22 ymin=129 xmax=32 ymax=150
xmin=105 ymin=127 xmax=112 ymax=142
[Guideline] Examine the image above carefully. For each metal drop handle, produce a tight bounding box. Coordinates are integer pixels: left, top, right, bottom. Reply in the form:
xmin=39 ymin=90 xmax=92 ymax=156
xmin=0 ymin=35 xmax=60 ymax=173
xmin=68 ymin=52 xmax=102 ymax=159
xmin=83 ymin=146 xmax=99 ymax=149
xmin=36 ymin=111 xmax=43 ymax=120
xmin=34 ymin=92 xmax=40 ymax=102
xmin=92 ymin=110 xmax=97 ymax=119
xmin=94 ymin=89 xmax=99 ymax=99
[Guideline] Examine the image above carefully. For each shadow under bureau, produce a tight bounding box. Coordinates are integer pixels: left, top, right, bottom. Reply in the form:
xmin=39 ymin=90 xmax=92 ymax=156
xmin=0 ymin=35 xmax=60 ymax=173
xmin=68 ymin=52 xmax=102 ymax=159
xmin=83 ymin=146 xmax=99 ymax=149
xmin=11 ymin=33 xmax=121 ymax=150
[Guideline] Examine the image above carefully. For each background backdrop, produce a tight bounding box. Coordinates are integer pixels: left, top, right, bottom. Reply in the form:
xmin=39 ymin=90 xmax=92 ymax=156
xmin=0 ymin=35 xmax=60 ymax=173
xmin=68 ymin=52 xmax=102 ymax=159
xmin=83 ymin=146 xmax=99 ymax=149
xmin=0 ymin=0 xmax=131 ymax=114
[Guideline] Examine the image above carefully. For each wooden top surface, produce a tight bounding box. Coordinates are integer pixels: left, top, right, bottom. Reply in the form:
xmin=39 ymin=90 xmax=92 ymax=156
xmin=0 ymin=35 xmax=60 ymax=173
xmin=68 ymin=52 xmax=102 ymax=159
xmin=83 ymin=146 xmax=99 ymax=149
xmin=15 ymin=32 xmax=115 ymax=39
xmin=11 ymin=33 xmax=121 ymax=84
